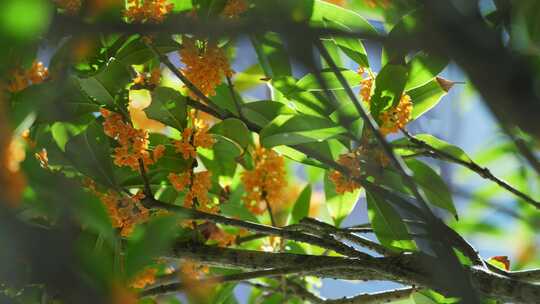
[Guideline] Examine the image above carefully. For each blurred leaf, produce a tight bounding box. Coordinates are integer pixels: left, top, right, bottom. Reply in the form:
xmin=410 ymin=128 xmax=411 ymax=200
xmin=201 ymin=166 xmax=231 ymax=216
xmin=311 ymin=0 xmax=377 ymax=34
xmin=297 ymin=69 xmax=362 ymax=91
xmin=291 ymin=185 xmax=312 ymax=224
xmin=241 ymin=100 xmax=295 ymax=127
xmin=124 ymin=215 xmax=180 ymax=279
xmin=64 ymin=121 xmax=117 ymax=188
xmin=210 ymin=118 xmax=251 ymax=149
xmin=406 ymin=159 xmax=457 ymax=218
xmin=0 ymin=0 xmax=52 ymax=41
xmin=260 ymin=114 xmax=346 ymax=147
xmin=324 ymin=173 xmax=360 ymax=227
xmin=272 ymin=76 xmax=333 ymax=116
xmin=212 ymin=283 xmax=237 ymax=304
xmin=146 ymin=87 xmax=187 ymax=130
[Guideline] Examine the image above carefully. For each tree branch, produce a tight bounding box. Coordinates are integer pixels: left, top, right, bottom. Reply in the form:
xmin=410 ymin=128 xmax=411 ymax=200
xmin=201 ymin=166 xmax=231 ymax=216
xmin=401 ymin=129 xmax=540 ymax=209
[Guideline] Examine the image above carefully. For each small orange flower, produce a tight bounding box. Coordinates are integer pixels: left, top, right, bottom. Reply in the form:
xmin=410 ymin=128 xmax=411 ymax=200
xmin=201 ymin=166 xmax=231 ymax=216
xmin=365 ymin=0 xmax=391 ymax=8
xmin=0 ymin=110 xmax=27 ymax=207
xmin=169 ymin=170 xmax=214 ymax=211
xmin=173 ymin=111 xmax=215 ymax=159
xmin=7 ymin=61 xmax=49 ymax=93
xmin=222 ymin=0 xmax=248 ymax=18
xmin=34 ymin=148 xmax=49 ymax=169
xmin=325 ymin=0 xmax=346 ymax=6
xmin=241 ymin=147 xmax=287 ymax=215
xmin=360 ymin=76 xmax=373 ymax=103
xmin=53 ymin=0 xmax=82 ymax=15
xmin=379 ymin=94 xmax=413 ymax=136
xmin=101 ymin=109 xmax=163 ymax=171
xmin=329 ymin=152 xmax=362 ymax=194
xmin=124 ymin=0 xmax=174 ymax=23
xmin=180 ymin=260 xmax=212 ymax=300
xmin=86 ymin=181 xmax=149 ymax=237
xmin=179 ymin=37 xmax=233 ymax=99
xmin=130 ymin=267 xmax=158 ymax=289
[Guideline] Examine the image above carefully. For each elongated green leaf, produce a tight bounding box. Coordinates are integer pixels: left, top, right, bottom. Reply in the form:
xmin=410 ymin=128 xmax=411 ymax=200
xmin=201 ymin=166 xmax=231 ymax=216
xmin=78 ymin=59 xmax=131 ymax=106
xmin=64 ymin=121 xmax=117 ymax=188
xmin=324 ymin=173 xmax=360 ymax=227
xmin=124 ymin=215 xmax=180 ymax=279
xmin=272 ymin=76 xmax=331 ymax=116
xmin=406 ymin=159 xmax=458 ymax=218
xmin=241 ymin=100 xmax=295 ymax=127
xmin=210 ymin=118 xmax=251 ymax=149
xmin=407 ymin=80 xmax=447 ymax=119
xmin=146 ymin=87 xmax=187 ymax=130
xmin=251 ymin=33 xmax=291 ymax=79
xmin=297 ymin=69 xmax=362 ymax=91
xmin=260 ymin=114 xmax=346 ymax=147
xmin=370 ymin=64 xmax=408 ymax=119
xmin=405 ymin=53 xmax=448 ymax=91
xmin=311 ymin=0 xmax=377 ymax=34
xmin=393 ymin=134 xmax=472 ymax=163
xmin=291 ymin=185 xmax=312 ymax=224
xmin=366 ymin=190 xmax=416 ymax=251
xmin=116 ymin=36 xmax=180 ymax=66
xmin=322 ymin=19 xmax=369 ymax=67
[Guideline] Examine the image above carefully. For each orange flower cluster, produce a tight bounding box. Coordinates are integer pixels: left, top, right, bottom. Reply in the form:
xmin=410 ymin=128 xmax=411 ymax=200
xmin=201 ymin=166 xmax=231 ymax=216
xmin=101 ymin=109 xmax=165 ymax=170
xmin=85 ymin=180 xmax=149 ymax=236
xmin=168 ymin=170 xmax=214 ymax=211
xmin=7 ymin=61 xmax=49 ymax=93
xmin=365 ymin=0 xmax=390 ymax=8
xmin=360 ymin=77 xmax=373 ymax=103
xmin=34 ymin=148 xmax=49 ymax=169
xmin=54 ymin=0 xmax=82 ymax=15
xmin=0 ymin=111 xmax=26 ymax=207
xmin=329 ymin=152 xmax=362 ymax=194
xmin=179 ymin=37 xmax=233 ymax=98
xmin=174 ymin=111 xmax=215 ymax=159
xmin=201 ymin=222 xmax=236 ymax=247
xmin=124 ymin=0 xmax=174 ymax=23
xmin=132 ymin=68 xmax=161 ymax=90
xmin=180 ymin=260 xmax=212 ymax=300
xmin=241 ymin=147 xmax=287 ymax=215
xmin=222 ymin=0 xmax=248 ymax=18
xmin=378 ymin=94 xmax=412 ymax=136
xmin=325 ymin=0 xmax=346 ymax=6
xmin=130 ymin=267 xmax=157 ymax=289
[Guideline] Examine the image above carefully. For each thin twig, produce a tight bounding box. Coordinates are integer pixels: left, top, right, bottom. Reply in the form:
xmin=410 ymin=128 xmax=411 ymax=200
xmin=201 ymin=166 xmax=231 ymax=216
xmin=401 ymin=129 xmax=540 ymax=209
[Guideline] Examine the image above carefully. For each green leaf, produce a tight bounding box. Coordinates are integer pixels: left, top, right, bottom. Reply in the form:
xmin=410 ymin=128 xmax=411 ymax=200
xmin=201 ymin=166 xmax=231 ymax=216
xmin=64 ymin=121 xmax=117 ymax=188
xmin=240 ymin=100 xmax=295 ymax=127
xmin=146 ymin=87 xmax=187 ymax=130
xmin=116 ymin=36 xmax=180 ymax=66
xmin=311 ymin=0 xmax=377 ymax=34
xmin=211 ymin=84 xmax=243 ymax=116
xmin=210 ymin=118 xmax=251 ymax=149
xmin=393 ymin=134 xmax=472 ymax=163
xmin=329 ymin=102 xmax=364 ymax=137
xmin=370 ymin=64 xmax=408 ymax=119
xmin=324 ymin=173 xmax=360 ymax=227
xmin=212 ymin=283 xmax=237 ymax=304
xmin=321 ymin=19 xmax=369 ymax=67
xmin=199 ymin=138 xmax=241 ymax=177
xmin=381 ymin=9 xmax=423 ymax=66
xmin=272 ymin=76 xmax=331 ymax=116
xmin=251 ymin=33 xmax=291 ymax=79
xmin=260 ymin=114 xmax=346 ymax=147
xmin=406 ymin=159 xmax=458 ymax=218
xmin=405 ymin=53 xmax=448 ymax=91
xmin=366 ymin=190 xmax=416 ymax=251
xmin=291 ymin=185 xmax=312 ymax=224
xmin=407 ymin=80 xmax=447 ymax=119
xmin=77 ymin=59 xmax=131 ymax=106
xmin=297 ymin=69 xmax=362 ymax=91
xmin=124 ymin=215 xmax=180 ymax=279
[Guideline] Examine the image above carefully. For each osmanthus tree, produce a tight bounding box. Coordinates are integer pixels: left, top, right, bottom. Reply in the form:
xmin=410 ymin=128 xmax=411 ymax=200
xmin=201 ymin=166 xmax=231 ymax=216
xmin=2 ymin=0 xmax=540 ymax=303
